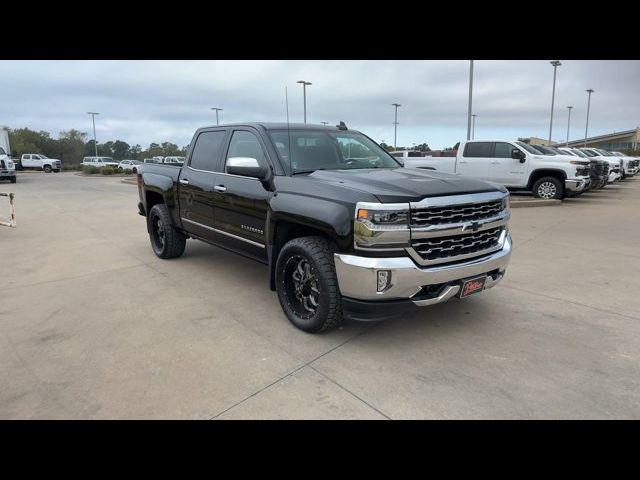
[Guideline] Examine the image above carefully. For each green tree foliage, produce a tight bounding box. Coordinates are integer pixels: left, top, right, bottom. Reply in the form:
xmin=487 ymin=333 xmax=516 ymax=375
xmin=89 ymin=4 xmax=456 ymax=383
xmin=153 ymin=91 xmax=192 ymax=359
xmin=112 ymin=140 xmax=130 ymax=160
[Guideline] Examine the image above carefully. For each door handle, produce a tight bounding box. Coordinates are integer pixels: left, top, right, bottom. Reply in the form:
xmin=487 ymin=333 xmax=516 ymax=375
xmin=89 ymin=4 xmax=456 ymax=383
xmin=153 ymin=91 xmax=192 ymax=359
xmin=179 ymin=178 xmax=189 ymax=185
xmin=214 ymin=185 xmax=227 ymax=193
xmin=491 ymin=161 xmax=500 ymax=164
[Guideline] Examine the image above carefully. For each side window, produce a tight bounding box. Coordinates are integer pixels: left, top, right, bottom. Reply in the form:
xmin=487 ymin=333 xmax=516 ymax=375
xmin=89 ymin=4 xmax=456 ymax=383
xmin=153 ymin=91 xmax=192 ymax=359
xmin=408 ymin=151 xmax=423 ymax=157
xmin=493 ymin=142 xmax=514 ymax=158
xmin=463 ymin=142 xmax=492 ymax=158
xmin=225 ymin=130 xmax=266 ymax=173
xmin=0 ymin=147 xmax=5 ymax=155
xmin=189 ymin=130 xmax=226 ymax=171
xmin=392 ymin=152 xmax=404 ymax=158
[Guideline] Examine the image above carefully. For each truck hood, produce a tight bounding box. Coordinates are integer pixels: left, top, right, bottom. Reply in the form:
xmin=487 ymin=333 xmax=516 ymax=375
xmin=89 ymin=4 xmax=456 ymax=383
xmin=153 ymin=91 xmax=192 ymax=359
xmin=299 ymin=168 xmax=504 ymax=203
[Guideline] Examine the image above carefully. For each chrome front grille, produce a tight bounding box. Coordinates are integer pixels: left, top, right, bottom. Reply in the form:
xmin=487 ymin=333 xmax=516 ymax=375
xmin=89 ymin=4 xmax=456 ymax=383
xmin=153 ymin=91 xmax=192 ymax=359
xmin=410 ymin=199 xmax=503 ymax=227
xmin=411 ymin=227 xmax=504 ymax=262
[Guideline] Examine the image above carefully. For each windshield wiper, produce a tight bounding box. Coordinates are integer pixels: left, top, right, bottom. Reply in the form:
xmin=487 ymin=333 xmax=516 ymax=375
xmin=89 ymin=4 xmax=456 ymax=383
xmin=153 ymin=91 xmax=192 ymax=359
xmin=291 ymin=168 xmax=326 ymax=175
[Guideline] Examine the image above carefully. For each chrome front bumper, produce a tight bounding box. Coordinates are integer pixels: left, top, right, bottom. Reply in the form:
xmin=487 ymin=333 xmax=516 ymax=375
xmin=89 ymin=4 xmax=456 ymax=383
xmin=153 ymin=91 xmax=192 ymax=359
xmin=565 ymin=178 xmax=589 ymax=193
xmin=334 ymin=234 xmax=512 ymax=305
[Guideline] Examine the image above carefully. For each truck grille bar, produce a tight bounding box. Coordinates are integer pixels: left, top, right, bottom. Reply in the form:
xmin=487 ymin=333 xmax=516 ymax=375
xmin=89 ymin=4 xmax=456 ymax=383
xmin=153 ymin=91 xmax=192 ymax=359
xmin=407 ymin=191 xmax=509 ymax=266
xmin=410 ymin=199 xmax=503 ymax=227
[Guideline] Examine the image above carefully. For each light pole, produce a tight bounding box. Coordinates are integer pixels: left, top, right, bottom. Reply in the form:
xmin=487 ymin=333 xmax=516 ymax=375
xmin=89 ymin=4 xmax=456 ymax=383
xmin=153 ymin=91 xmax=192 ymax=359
xmin=297 ymin=80 xmax=312 ymax=123
xmin=321 ymin=121 xmax=328 ymax=126
xmin=392 ymin=103 xmax=401 ymax=149
xmin=466 ymin=60 xmax=474 ymax=141
xmin=584 ymin=89 xmax=594 ymax=147
xmin=87 ymin=112 xmax=100 ymax=157
xmin=211 ymin=107 xmax=223 ymax=126
xmin=471 ymin=114 xmax=477 ymax=140
xmin=565 ymin=106 xmax=573 ymax=146
xmin=548 ymin=61 xmax=562 ymax=144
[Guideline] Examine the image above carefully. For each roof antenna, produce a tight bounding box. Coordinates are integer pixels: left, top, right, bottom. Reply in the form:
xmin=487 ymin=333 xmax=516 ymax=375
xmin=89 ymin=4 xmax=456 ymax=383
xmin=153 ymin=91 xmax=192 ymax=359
xmin=285 ymin=86 xmax=293 ymax=176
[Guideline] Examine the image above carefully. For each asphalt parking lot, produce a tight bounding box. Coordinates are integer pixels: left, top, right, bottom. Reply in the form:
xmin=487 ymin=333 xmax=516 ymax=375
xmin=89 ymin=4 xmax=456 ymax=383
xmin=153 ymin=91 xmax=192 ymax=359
xmin=1 ymin=172 xmax=639 ymax=419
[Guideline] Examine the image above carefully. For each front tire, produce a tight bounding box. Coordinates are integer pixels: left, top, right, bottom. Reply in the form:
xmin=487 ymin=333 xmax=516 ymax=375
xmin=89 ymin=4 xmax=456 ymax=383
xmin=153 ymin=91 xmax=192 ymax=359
xmin=275 ymin=236 xmax=343 ymax=333
xmin=10 ymin=176 xmax=16 ymax=183
xmin=148 ymin=204 xmax=187 ymax=259
xmin=43 ymin=165 xmax=52 ymax=173
xmin=532 ymin=176 xmax=563 ymax=199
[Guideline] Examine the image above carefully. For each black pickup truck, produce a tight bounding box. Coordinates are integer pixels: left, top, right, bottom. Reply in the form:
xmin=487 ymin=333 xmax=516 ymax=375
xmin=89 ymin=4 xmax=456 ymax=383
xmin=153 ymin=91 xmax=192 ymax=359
xmin=137 ymin=122 xmax=512 ymax=333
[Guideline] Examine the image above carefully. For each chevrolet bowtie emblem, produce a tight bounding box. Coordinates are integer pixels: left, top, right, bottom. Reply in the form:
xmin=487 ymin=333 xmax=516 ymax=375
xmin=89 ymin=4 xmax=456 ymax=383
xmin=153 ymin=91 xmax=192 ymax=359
xmin=462 ymin=222 xmax=481 ymax=232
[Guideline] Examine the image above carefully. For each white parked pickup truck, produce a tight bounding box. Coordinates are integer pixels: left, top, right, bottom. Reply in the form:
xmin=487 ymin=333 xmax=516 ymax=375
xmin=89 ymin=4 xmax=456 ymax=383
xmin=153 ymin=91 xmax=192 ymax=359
xmin=579 ymin=149 xmax=622 ymax=183
xmin=20 ymin=154 xmax=62 ymax=172
xmin=611 ymin=151 xmax=639 ymax=177
xmin=403 ymin=140 xmax=591 ymax=199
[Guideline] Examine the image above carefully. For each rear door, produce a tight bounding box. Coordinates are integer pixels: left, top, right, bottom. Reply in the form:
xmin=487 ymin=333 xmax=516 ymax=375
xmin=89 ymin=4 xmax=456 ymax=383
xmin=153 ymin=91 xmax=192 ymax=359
xmin=211 ymin=128 xmax=271 ymax=262
xmin=457 ymin=141 xmax=493 ymax=180
xmin=178 ymin=129 xmax=228 ymax=241
xmin=491 ymin=141 xmax=527 ymax=186
xmin=22 ymin=155 xmax=34 ymax=168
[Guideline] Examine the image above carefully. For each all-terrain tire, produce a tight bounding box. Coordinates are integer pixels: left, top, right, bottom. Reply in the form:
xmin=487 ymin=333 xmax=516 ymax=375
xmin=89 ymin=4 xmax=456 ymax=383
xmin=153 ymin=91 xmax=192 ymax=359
xmin=275 ymin=236 xmax=343 ymax=333
xmin=148 ymin=203 xmax=187 ymax=259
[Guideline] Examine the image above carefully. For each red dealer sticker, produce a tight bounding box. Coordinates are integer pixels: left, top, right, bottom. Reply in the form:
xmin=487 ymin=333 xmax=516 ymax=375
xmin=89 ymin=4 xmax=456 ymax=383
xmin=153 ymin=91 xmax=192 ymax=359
xmin=459 ymin=276 xmax=487 ymax=298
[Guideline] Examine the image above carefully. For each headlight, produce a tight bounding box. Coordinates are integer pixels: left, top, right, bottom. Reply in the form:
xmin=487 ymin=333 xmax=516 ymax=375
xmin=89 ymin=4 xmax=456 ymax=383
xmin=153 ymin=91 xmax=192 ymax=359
xmin=502 ymin=195 xmax=510 ymax=210
xmin=354 ymin=202 xmax=410 ymax=250
xmin=356 ymin=208 xmax=409 ymax=228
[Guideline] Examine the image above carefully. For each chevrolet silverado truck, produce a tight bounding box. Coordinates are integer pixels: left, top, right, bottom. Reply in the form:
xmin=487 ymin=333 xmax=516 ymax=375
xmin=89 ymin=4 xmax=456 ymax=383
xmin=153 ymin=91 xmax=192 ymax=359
xmin=403 ymin=140 xmax=591 ymax=199
xmin=136 ymin=123 xmax=512 ymax=333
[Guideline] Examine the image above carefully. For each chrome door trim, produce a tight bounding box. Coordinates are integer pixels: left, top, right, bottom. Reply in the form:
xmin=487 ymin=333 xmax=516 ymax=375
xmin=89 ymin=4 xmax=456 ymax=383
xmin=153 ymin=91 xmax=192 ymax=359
xmin=181 ymin=218 xmax=265 ymax=248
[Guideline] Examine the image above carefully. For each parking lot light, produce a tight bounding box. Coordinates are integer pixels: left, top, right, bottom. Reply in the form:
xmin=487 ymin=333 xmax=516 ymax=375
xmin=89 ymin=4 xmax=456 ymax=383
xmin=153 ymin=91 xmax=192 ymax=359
xmin=584 ymin=89 xmax=594 ymax=147
xmin=211 ymin=107 xmax=223 ymax=126
xmin=548 ymin=61 xmax=562 ymax=143
xmin=566 ymin=106 xmax=573 ymax=146
xmin=87 ymin=112 xmax=100 ymax=157
xmin=392 ymin=103 xmax=401 ymax=149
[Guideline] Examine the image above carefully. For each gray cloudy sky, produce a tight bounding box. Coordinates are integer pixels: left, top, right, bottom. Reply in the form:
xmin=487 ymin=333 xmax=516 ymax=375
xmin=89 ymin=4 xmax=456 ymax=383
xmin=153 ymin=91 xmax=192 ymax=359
xmin=1 ymin=60 xmax=638 ymax=150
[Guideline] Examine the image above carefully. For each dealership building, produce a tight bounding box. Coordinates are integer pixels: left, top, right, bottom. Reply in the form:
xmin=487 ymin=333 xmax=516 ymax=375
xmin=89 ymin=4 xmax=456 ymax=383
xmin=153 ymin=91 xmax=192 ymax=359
xmin=565 ymin=128 xmax=640 ymax=150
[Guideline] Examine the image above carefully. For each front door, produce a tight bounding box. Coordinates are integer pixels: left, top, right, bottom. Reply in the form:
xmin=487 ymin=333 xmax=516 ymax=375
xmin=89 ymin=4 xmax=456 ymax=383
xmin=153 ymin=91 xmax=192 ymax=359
xmin=491 ymin=142 xmax=528 ymax=187
xmin=457 ymin=141 xmax=493 ymax=180
xmin=212 ymin=129 xmax=271 ymax=263
xmin=178 ymin=129 xmax=228 ymax=241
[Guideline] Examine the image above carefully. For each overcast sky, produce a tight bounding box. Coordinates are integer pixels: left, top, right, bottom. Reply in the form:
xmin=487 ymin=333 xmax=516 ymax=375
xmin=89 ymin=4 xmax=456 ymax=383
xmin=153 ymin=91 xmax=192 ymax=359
xmin=1 ymin=60 xmax=638 ymax=150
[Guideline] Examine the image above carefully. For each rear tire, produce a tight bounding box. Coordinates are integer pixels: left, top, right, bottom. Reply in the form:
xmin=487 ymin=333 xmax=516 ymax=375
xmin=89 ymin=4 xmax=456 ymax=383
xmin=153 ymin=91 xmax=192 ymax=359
xmin=148 ymin=204 xmax=187 ymax=259
xmin=532 ymin=176 xmax=563 ymax=199
xmin=275 ymin=236 xmax=343 ymax=333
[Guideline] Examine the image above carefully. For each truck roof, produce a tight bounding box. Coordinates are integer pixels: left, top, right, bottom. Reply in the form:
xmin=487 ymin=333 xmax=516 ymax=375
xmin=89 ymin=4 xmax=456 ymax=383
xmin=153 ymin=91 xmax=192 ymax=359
xmin=196 ymin=122 xmax=359 ymax=132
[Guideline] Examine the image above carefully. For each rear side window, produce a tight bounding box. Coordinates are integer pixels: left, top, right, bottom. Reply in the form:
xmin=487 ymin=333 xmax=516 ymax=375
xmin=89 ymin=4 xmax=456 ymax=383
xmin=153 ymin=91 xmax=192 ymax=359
xmin=0 ymin=147 xmax=5 ymax=155
xmin=493 ymin=142 xmax=513 ymax=158
xmin=189 ymin=130 xmax=226 ymax=171
xmin=408 ymin=151 xmax=423 ymax=157
xmin=463 ymin=142 xmax=492 ymax=158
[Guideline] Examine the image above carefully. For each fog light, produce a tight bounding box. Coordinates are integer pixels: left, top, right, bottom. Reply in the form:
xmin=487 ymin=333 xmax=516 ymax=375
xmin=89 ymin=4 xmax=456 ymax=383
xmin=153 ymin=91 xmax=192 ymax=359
xmin=377 ymin=270 xmax=391 ymax=293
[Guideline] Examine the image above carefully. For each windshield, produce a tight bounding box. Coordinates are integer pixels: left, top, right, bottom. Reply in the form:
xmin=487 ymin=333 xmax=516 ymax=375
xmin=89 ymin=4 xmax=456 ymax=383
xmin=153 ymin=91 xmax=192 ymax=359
xmin=269 ymin=129 xmax=400 ymax=172
xmin=515 ymin=141 xmax=542 ymax=155
xmin=569 ymin=149 xmax=588 ymax=158
xmin=579 ymin=149 xmax=597 ymax=157
xmin=532 ymin=145 xmax=556 ymax=155
xmin=596 ymin=149 xmax=614 ymax=156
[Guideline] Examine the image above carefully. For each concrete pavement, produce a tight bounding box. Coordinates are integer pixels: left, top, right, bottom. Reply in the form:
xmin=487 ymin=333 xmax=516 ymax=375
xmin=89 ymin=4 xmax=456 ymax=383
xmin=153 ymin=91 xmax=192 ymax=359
xmin=1 ymin=172 xmax=639 ymax=419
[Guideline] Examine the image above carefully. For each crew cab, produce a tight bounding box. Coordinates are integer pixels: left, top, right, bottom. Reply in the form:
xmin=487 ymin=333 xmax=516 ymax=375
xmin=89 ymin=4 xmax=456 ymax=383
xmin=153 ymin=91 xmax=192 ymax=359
xmin=404 ymin=140 xmax=590 ymax=199
xmin=19 ymin=154 xmax=61 ymax=172
xmin=136 ymin=123 xmax=512 ymax=333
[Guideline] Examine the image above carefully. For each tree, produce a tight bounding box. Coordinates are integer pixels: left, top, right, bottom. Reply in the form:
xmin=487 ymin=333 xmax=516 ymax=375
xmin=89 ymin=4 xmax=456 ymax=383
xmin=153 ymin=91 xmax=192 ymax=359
xmin=112 ymin=140 xmax=130 ymax=160
xmin=415 ymin=143 xmax=431 ymax=152
xmin=53 ymin=129 xmax=87 ymax=164
xmin=7 ymin=128 xmax=51 ymax=156
xmin=453 ymin=142 xmax=460 ymax=150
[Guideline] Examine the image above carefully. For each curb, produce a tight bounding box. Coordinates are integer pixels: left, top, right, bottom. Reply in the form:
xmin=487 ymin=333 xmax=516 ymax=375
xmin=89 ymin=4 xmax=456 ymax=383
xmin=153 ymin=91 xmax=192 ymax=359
xmin=121 ymin=178 xmax=137 ymax=185
xmin=510 ymin=198 xmax=561 ymax=208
